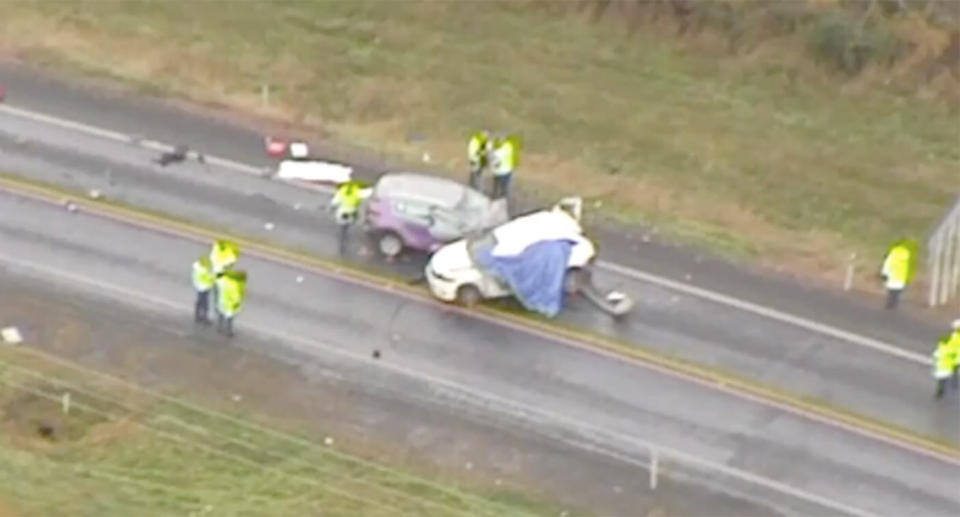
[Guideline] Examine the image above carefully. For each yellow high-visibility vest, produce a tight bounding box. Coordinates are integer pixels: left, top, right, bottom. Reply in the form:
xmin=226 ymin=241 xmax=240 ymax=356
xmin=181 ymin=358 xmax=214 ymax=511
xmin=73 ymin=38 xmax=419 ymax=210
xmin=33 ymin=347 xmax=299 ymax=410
xmin=210 ymin=240 xmax=239 ymax=274
xmin=934 ymin=336 xmax=956 ymax=379
xmin=333 ymin=183 xmax=362 ymax=214
xmin=468 ymin=132 xmax=488 ymax=161
xmin=881 ymin=245 xmax=910 ymax=289
xmin=493 ymin=140 xmax=515 ymax=176
xmin=192 ymin=257 xmax=215 ymax=291
xmin=216 ymin=271 xmax=246 ymax=317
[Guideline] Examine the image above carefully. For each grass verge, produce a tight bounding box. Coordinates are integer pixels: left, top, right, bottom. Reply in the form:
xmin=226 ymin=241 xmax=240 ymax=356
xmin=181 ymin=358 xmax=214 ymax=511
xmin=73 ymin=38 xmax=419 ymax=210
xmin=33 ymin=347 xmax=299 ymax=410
xmin=0 ymin=0 xmax=957 ymax=282
xmin=0 ymin=347 xmax=557 ymax=517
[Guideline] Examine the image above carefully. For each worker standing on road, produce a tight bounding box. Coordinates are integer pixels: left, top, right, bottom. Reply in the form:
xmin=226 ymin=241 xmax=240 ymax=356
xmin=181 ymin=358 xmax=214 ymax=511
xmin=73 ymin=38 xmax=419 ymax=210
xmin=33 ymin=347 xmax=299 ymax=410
xmin=191 ymin=256 xmax=216 ymax=324
xmin=491 ymin=134 xmax=519 ymax=200
xmin=949 ymin=319 xmax=960 ymax=385
xmin=209 ymin=239 xmax=239 ymax=308
xmin=879 ymin=239 xmax=916 ymax=310
xmin=933 ymin=332 xmax=958 ymax=399
xmin=215 ymin=270 xmax=247 ymax=337
xmin=330 ymin=180 xmax=364 ymax=255
xmin=467 ymin=130 xmax=490 ymax=190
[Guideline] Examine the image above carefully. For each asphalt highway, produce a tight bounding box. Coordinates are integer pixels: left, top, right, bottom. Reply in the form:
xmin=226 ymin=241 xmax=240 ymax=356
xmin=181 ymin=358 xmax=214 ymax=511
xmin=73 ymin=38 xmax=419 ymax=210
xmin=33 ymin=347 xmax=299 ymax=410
xmin=0 ymin=64 xmax=958 ymax=516
xmin=0 ymin=63 xmax=947 ymax=350
xmin=1 ymin=188 xmax=958 ymax=517
xmin=0 ymin=107 xmax=954 ymax=448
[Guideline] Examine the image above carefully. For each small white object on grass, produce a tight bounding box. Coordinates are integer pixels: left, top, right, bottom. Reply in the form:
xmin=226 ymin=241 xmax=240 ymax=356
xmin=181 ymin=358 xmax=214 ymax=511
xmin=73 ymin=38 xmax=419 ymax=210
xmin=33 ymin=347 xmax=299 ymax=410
xmin=231 ymin=394 xmax=242 ymax=402
xmin=88 ymin=189 xmax=102 ymax=200
xmin=324 ymin=436 xmax=334 ymax=446
xmin=422 ymin=152 xmax=431 ymax=163
xmin=1 ymin=326 xmax=23 ymax=344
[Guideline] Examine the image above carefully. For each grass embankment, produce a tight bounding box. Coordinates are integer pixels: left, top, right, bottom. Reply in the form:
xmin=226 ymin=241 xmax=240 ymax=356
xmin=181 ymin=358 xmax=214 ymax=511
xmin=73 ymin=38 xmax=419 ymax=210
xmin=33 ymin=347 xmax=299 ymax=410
xmin=0 ymin=348 xmax=552 ymax=517
xmin=0 ymin=1 xmax=957 ymax=279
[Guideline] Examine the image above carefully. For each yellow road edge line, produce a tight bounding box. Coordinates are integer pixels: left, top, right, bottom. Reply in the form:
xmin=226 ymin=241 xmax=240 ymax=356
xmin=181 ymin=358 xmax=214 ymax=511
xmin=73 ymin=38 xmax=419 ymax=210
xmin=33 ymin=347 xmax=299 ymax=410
xmin=1 ymin=173 xmax=958 ymax=461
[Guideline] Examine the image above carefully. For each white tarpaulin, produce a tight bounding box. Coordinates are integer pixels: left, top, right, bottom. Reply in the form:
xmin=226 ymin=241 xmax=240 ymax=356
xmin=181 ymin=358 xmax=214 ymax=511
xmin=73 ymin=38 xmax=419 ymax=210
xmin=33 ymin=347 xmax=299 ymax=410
xmin=491 ymin=209 xmax=584 ymax=257
xmin=276 ymin=160 xmax=353 ymax=185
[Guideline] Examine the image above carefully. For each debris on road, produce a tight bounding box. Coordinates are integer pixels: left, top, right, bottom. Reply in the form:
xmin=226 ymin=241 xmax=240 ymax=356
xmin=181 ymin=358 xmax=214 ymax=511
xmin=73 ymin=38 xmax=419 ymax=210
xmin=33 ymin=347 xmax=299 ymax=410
xmin=154 ymin=144 xmax=189 ymax=167
xmin=1 ymin=326 xmax=23 ymax=344
xmin=264 ymin=222 xmax=275 ymax=231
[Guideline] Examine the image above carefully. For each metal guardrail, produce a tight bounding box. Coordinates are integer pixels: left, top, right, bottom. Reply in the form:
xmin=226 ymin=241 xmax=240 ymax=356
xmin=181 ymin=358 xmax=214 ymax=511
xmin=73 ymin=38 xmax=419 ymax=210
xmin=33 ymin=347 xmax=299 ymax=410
xmin=928 ymin=192 xmax=960 ymax=308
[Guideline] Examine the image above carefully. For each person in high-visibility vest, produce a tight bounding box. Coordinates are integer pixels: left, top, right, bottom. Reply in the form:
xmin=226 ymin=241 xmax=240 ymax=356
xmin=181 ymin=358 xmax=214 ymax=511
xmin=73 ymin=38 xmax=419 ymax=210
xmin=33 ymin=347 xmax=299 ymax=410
xmin=933 ymin=332 xmax=958 ymax=399
xmin=491 ymin=134 xmax=519 ymax=200
xmin=192 ymin=256 xmax=216 ymax=324
xmin=948 ymin=319 xmax=960 ymax=390
xmin=215 ymin=269 xmax=247 ymax=337
xmin=467 ymin=130 xmax=490 ymax=190
xmin=879 ymin=239 xmax=915 ymax=310
xmin=330 ymin=180 xmax=365 ymax=254
xmin=209 ymin=239 xmax=240 ymax=276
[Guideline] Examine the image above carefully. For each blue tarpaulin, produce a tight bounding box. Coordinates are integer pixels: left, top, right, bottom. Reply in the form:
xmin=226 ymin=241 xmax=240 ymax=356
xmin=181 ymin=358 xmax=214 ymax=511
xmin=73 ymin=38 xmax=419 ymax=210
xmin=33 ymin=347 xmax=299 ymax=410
xmin=475 ymin=239 xmax=575 ymax=318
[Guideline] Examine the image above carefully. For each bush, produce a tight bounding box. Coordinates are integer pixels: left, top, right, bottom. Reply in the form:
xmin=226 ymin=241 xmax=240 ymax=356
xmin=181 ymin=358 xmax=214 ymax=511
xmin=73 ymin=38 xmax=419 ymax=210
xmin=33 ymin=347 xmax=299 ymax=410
xmin=807 ymin=9 xmax=903 ymax=73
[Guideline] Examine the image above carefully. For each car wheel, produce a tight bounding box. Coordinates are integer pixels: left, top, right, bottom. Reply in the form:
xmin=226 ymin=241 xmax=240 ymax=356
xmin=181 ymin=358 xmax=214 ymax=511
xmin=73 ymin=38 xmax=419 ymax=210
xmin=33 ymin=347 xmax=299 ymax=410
xmin=456 ymin=285 xmax=482 ymax=308
xmin=564 ymin=267 xmax=589 ymax=295
xmin=377 ymin=231 xmax=404 ymax=258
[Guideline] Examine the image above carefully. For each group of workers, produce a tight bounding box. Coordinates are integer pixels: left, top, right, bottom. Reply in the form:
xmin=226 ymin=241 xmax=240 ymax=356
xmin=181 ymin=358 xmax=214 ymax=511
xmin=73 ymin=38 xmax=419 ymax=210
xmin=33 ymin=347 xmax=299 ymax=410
xmin=468 ymin=130 xmax=520 ymax=199
xmin=192 ymin=240 xmax=246 ymax=337
xmin=201 ymin=133 xmax=959 ymax=400
xmin=878 ymin=239 xmax=960 ymax=399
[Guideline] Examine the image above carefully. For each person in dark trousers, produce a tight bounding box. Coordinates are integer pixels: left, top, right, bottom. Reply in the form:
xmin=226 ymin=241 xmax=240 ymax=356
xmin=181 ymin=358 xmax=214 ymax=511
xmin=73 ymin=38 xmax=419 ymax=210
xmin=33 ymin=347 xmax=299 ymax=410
xmin=191 ymin=256 xmax=215 ymax=324
xmin=933 ymin=332 xmax=958 ymax=399
xmin=879 ymin=239 xmax=915 ymax=309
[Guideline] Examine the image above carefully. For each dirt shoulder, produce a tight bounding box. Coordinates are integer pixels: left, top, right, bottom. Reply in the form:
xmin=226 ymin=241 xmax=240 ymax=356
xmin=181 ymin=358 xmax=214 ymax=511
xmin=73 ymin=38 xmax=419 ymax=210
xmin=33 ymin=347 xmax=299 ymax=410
xmin=0 ymin=269 xmax=778 ymax=516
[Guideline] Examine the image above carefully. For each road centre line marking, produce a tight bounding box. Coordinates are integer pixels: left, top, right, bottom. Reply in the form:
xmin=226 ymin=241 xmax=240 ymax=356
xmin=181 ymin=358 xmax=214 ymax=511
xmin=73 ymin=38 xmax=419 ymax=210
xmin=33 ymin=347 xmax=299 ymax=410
xmin=0 ymin=252 xmax=885 ymax=517
xmin=0 ymin=103 xmax=932 ymax=365
xmin=1 ymin=178 xmax=957 ymax=465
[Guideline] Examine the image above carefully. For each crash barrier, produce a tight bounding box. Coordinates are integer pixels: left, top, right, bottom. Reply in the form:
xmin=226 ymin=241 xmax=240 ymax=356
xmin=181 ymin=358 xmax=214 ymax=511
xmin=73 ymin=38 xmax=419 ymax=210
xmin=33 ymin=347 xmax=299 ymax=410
xmin=928 ymin=191 xmax=960 ymax=308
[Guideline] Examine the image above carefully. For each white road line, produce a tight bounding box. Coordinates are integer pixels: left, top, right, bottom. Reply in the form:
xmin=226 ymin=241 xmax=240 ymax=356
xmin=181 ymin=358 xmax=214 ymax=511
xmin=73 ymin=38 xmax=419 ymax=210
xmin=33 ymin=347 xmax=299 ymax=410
xmin=0 ymin=252 xmax=885 ymax=517
xmin=599 ymin=261 xmax=931 ymax=365
xmin=0 ymin=102 xmax=930 ymax=366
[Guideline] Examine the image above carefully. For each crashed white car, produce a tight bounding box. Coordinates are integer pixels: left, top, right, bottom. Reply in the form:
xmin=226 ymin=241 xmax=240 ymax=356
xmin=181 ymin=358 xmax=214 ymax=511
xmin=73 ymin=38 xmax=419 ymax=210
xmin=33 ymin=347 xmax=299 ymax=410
xmin=425 ymin=200 xmax=596 ymax=307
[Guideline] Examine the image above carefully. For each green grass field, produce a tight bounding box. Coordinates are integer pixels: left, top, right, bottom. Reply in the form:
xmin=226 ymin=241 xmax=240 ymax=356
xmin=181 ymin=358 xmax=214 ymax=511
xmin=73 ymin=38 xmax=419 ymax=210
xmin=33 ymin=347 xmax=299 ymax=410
xmin=0 ymin=348 xmax=556 ymax=517
xmin=0 ymin=0 xmax=956 ymax=278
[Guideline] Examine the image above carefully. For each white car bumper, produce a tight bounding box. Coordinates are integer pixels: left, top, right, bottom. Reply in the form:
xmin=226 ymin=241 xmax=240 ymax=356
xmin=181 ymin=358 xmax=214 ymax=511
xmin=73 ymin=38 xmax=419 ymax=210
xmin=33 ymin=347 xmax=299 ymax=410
xmin=425 ymin=264 xmax=460 ymax=302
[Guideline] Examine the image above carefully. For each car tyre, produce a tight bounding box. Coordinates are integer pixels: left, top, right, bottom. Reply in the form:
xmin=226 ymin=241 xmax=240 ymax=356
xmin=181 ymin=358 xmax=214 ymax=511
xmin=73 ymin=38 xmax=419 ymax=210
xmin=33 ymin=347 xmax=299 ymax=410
xmin=377 ymin=231 xmax=404 ymax=258
xmin=564 ymin=267 xmax=589 ymax=295
xmin=456 ymin=285 xmax=482 ymax=308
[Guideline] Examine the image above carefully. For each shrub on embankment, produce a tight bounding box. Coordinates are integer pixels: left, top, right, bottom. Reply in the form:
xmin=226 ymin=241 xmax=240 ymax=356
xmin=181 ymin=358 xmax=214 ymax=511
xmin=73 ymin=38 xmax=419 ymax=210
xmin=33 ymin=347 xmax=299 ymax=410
xmin=567 ymin=0 xmax=959 ymax=102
